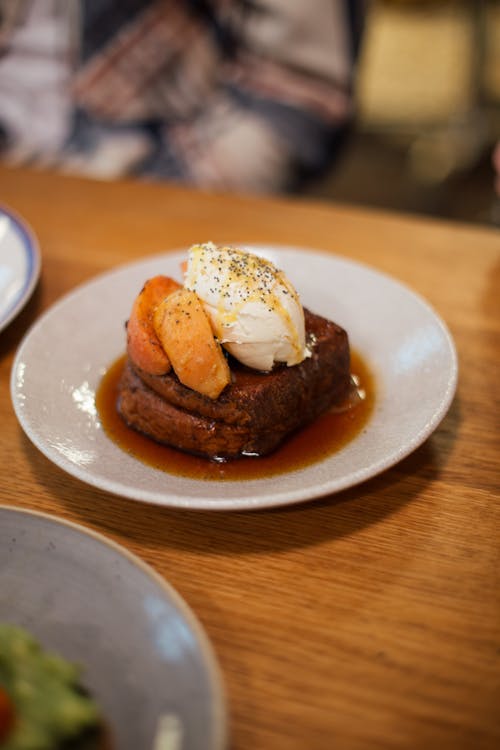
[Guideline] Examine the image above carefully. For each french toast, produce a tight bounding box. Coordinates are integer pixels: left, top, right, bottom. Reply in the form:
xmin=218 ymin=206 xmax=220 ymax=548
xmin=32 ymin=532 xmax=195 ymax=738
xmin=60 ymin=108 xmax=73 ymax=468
xmin=117 ymin=308 xmax=350 ymax=459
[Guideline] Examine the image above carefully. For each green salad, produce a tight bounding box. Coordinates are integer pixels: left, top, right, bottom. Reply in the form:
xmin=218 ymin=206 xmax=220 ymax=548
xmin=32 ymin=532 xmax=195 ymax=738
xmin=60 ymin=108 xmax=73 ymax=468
xmin=0 ymin=624 xmax=102 ymax=750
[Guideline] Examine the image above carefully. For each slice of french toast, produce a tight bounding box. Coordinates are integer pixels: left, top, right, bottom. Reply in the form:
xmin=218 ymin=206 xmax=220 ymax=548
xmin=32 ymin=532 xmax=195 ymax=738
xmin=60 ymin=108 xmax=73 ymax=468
xmin=117 ymin=308 xmax=350 ymax=459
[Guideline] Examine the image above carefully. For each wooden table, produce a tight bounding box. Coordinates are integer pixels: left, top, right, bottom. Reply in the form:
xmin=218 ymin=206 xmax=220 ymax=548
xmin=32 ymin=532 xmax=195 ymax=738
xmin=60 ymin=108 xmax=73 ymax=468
xmin=1 ymin=166 xmax=499 ymax=750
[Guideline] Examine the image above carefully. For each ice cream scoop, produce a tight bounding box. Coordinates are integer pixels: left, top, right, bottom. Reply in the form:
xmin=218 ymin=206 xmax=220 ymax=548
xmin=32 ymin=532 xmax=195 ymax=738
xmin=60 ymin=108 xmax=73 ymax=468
xmin=184 ymin=242 xmax=310 ymax=370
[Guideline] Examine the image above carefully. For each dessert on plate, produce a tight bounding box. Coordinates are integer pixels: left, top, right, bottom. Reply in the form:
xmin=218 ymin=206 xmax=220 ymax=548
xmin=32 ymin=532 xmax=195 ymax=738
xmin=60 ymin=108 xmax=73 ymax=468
xmin=118 ymin=243 xmax=352 ymax=460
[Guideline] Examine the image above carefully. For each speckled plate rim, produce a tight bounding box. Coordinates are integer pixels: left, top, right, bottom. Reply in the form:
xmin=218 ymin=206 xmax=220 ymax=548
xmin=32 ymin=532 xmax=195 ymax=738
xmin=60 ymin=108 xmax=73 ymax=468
xmin=0 ymin=503 xmax=228 ymax=749
xmin=0 ymin=206 xmax=41 ymax=332
xmin=10 ymin=245 xmax=458 ymax=511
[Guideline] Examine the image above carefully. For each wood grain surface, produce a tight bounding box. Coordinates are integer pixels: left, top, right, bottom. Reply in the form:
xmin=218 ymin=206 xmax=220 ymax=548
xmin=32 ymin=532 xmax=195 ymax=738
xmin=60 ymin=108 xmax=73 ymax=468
xmin=1 ymin=166 xmax=499 ymax=750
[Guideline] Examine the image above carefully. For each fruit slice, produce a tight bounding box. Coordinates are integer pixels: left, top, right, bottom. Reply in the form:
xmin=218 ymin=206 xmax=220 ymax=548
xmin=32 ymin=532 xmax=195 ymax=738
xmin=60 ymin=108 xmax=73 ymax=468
xmin=127 ymin=275 xmax=181 ymax=375
xmin=0 ymin=687 xmax=14 ymax=742
xmin=153 ymin=288 xmax=231 ymax=399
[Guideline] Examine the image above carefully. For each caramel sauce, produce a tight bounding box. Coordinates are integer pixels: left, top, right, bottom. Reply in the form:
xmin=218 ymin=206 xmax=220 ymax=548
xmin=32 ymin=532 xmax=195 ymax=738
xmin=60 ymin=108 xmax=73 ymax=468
xmin=95 ymin=351 xmax=375 ymax=482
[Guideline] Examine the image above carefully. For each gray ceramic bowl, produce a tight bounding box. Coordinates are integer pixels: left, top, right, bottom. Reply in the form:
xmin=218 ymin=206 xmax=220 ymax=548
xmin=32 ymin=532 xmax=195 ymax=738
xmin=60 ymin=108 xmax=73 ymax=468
xmin=0 ymin=506 xmax=227 ymax=749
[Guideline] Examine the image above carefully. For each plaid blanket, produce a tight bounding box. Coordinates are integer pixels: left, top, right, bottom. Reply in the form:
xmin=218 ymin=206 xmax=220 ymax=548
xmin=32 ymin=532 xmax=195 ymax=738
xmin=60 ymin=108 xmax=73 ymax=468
xmin=0 ymin=0 xmax=362 ymax=192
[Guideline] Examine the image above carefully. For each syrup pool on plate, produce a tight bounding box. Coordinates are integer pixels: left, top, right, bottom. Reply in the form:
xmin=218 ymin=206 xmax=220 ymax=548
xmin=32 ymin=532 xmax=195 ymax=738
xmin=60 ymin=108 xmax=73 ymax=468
xmin=95 ymin=351 xmax=375 ymax=482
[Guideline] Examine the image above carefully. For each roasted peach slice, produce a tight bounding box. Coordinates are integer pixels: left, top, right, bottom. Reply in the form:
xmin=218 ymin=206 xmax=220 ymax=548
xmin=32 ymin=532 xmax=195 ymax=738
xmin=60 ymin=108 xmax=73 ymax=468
xmin=153 ymin=288 xmax=231 ymax=399
xmin=127 ymin=275 xmax=181 ymax=375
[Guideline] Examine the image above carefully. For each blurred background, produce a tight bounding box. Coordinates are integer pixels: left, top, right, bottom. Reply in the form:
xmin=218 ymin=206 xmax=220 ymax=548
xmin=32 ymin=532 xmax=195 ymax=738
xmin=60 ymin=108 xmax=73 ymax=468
xmin=1 ymin=0 xmax=499 ymax=227
xmin=307 ymin=0 xmax=500 ymax=227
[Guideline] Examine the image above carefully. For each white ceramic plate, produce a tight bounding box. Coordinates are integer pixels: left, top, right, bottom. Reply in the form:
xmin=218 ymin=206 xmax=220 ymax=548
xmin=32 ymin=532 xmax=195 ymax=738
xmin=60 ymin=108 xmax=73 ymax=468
xmin=0 ymin=505 xmax=227 ymax=750
xmin=11 ymin=245 xmax=457 ymax=511
xmin=0 ymin=206 xmax=41 ymax=332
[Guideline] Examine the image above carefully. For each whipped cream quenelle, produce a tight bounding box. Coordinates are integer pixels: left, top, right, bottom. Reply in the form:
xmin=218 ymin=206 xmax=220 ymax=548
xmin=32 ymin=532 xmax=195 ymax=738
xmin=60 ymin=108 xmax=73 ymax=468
xmin=184 ymin=243 xmax=311 ymax=371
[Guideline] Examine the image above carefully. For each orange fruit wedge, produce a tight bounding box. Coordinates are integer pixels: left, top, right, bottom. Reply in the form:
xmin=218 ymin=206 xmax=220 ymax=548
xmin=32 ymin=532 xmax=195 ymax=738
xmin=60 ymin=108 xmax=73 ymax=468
xmin=153 ymin=288 xmax=231 ymax=399
xmin=127 ymin=275 xmax=181 ymax=375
